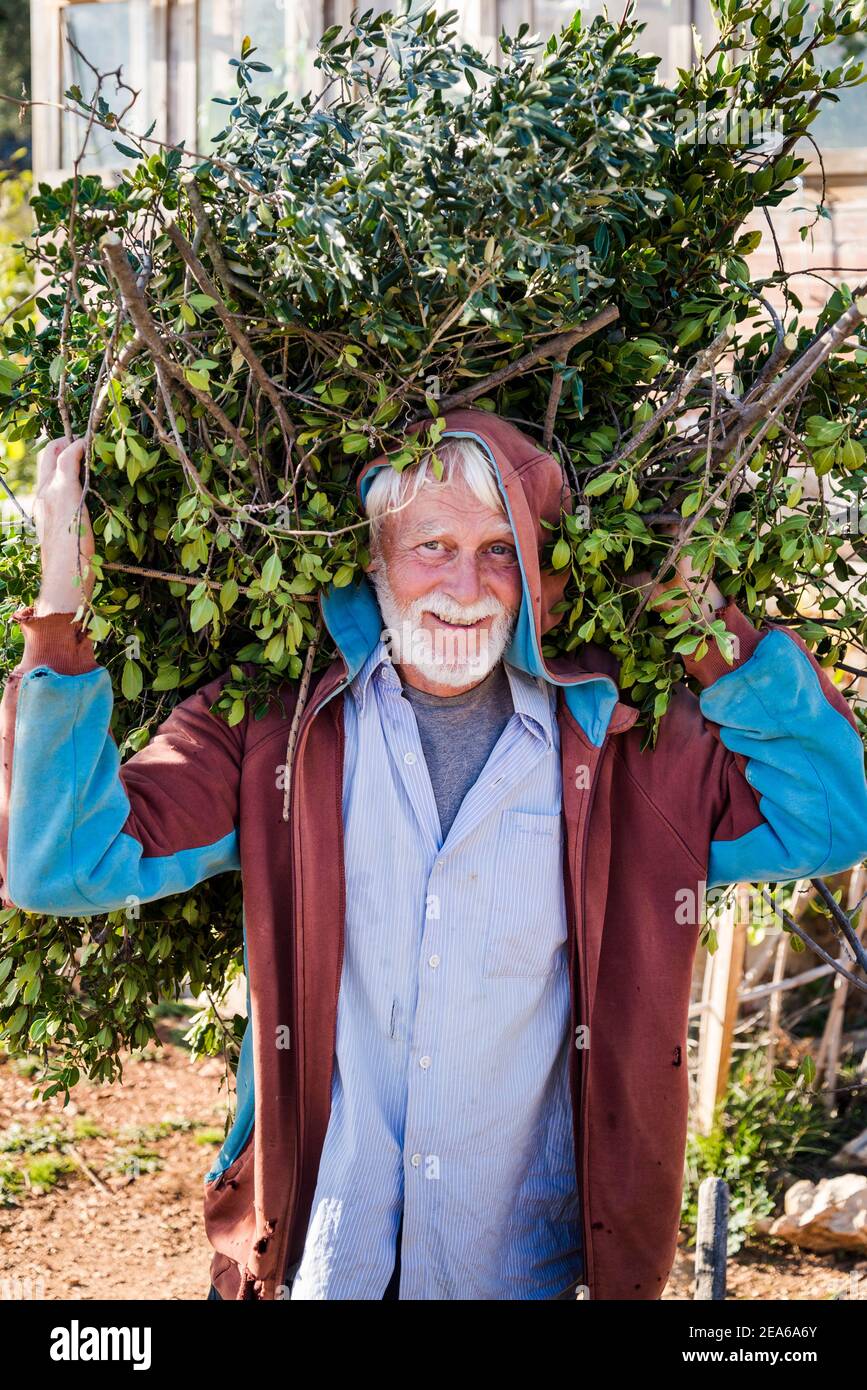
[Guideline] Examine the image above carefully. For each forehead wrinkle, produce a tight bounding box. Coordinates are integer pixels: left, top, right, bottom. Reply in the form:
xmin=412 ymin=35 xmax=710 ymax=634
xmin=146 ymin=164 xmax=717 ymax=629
xmin=401 ymin=514 xmax=515 ymax=541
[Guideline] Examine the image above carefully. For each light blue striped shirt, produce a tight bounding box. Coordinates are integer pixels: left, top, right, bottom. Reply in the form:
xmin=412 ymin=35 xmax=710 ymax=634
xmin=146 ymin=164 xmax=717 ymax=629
xmin=289 ymin=640 xmax=584 ymax=1299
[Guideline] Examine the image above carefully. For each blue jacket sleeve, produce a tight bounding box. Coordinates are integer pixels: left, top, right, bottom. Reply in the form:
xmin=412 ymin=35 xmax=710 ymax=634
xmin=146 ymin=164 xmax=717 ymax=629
xmin=0 ymin=608 xmax=243 ymax=918
xmin=679 ymin=599 xmax=867 ymax=890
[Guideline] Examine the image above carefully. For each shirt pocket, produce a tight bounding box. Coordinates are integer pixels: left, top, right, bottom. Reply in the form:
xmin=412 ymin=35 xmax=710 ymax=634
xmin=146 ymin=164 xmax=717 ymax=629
xmin=483 ymin=809 xmax=567 ymax=979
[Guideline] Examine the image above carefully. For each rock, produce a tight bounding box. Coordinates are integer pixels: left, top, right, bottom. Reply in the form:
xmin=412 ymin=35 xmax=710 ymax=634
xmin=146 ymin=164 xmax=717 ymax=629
xmin=830 ymin=1126 xmax=867 ymax=1173
xmin=767 ymin=1174 xmax=867 ymax=1252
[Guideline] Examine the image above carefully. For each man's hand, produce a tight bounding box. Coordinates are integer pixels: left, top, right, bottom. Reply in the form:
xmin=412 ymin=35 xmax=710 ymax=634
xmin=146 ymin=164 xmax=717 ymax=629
xmin=631 ymin=523 xmax=725 ymax=624
xmin=31 ymin=436 xmax=96 ymax=617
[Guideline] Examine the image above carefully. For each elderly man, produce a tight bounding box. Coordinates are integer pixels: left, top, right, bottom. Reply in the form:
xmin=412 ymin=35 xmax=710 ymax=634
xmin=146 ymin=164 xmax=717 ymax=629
xmin=1 ymin=406 xmax=866 ymax=1302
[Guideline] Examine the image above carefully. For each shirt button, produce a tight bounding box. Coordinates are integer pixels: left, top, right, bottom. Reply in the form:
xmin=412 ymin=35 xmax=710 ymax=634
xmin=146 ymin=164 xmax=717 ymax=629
xmin=419 ymin=1055 xmax=431 ymax=1069
xmin=429 ymin=955 xmax=440 ymax=968
xmin=404 ymin=751 xmax=417 ymax=765
xmin=410 ymin=1153 xmax=422 ymax=1167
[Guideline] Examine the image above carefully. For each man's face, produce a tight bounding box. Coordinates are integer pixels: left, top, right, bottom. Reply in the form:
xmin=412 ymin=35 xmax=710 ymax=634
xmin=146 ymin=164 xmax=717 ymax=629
xmin=366 ymin=473 xmax=523 ymax=693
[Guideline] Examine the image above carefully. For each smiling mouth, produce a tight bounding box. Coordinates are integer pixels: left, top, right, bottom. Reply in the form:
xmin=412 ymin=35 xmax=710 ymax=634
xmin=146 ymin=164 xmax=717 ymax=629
xmin=426 ymin=614 xmax=488 ymax=630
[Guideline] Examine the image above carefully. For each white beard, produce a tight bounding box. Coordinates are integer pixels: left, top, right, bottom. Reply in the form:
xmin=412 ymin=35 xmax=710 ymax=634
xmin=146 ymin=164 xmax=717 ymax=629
xmin=369 ymin=566 xmax=517 ymax=688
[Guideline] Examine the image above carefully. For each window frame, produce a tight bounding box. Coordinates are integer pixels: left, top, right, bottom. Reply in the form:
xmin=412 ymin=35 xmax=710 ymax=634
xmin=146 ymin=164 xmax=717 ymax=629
xmin=29 ymin=0 xmax=866 ymax=186
xmin=31 ymin=0 xmax=171 ymax=184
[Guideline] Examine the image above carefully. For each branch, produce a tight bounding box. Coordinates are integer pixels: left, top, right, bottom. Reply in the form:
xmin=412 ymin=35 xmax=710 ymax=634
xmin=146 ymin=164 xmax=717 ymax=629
xmin=743 ymin=331 xmax=799 ymax=404
xmin=811 ymin=875 xmax=867 ymax=975
xmin=428 ymin=303 xmax=620 ymax=415
xmin=99 ymin=233 xmax=268 ymax=495
xmin=281 ymin=610 xmax=324 ymax=823
xmin=181 ymin=176 xmax=265 ymax=304
xmin=606 ymin=324 xmax=734 ymax=470
xmin=760 ymin=889 xmax=867 ymax=994
xmin=164 ymin=219 xmax=296 ymax=466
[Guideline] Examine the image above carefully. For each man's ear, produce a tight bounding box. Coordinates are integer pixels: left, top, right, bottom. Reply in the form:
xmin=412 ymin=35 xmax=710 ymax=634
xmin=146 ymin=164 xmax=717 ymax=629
xmin=363 ymin=529 xmax=382 ymax=574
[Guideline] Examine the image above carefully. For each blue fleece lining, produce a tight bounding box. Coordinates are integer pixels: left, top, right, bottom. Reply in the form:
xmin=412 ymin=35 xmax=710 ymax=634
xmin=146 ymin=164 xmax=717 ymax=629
xmin=205 ymin=918 xmax=255 ymax=1181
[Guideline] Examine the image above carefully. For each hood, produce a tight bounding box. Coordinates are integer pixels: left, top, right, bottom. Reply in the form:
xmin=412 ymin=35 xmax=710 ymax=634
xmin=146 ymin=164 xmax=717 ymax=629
xmin=319 ymin=406 xmax=631 ymax=746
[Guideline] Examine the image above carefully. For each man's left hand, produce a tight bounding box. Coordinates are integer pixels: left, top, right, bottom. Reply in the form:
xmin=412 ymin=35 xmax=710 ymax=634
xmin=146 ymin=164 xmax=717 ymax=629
xmin=633 ymin=524 xmax=726 ymax=623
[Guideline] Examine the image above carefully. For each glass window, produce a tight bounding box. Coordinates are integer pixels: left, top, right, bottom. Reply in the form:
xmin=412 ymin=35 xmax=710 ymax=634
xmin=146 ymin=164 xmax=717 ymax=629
xmin=60 ymin=0 xmax=153 ymax=169
xmin=809 ymin=33 xmax=867 ymax=150
xmin=198 ymin=0 xmax=397 ymax=149
xmin=197 ymin=1 xmax=483 ymax=150
xmin=530 ymin=0 xmax=695 ymax=77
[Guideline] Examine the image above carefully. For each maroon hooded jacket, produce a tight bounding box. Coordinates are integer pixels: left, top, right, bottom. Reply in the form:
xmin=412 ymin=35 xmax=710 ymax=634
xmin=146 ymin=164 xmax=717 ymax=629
xmin=1 ymin=406 xmax=865 ymax=1300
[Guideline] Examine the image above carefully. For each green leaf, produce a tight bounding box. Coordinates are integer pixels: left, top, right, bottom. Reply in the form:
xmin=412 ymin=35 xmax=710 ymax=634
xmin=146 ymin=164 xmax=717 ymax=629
xmin=220 ymin=577 xmax=240 ymax=610
xmin=121 ymin=660 xmax=143 ymax=700
xmin=189 ymin=594 xmax=217 ymax=631
xmin=152 ymin=666 xmax=181 ymax=691
xmin=260 ymin=551 xmax=283 ymax=592
xmin=551 ymin=538 xmax=571 ymax=569
xmin=584 ymin=472 xmax=618 ymax=497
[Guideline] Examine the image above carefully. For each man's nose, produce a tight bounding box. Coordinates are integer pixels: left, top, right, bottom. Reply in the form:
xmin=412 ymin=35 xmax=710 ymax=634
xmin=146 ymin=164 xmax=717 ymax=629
xmin=444 ymin=551 xmax=482 ymax=605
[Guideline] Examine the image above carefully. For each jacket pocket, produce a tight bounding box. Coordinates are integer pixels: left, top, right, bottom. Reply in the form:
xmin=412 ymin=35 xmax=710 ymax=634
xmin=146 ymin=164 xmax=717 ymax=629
xmin=482 ymin=809 xmax=567 ymax=979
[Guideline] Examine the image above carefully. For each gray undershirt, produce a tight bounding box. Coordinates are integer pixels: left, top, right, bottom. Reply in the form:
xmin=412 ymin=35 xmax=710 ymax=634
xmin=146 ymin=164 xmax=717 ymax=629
xmin=399 ymin=661 xmax=515 ymax=841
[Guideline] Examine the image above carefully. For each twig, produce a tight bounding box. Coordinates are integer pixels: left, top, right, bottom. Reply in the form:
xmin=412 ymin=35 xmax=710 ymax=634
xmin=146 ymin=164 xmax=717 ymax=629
xmin=281 ymin=611 xmax=324 ymax=822
xmin=100 ymin=560 xmax=313 ymax=601
xmin=165 ymin=219 xmax=296 ymax=493
xmin=99 ymin=233 xmax=266 ymax=492
xmin=760 ymin=889 xmax=867 ymax=994
xmin=606 ymin=324 xmax=734 ymax=470
xmin=811 ymin=875 xmax=867 ymax=974
xmin=63 ymin=1142 xmax=115 ymax=1199
xmin=543 ymin=369 xmax=565 ymax=452
xmin=428 ymin=304 xmax=620 ymax=415
xmin=182 ymin=176 xmax=265 ymax=303
xmin=743 ymin=332 xmax=799 ymax=403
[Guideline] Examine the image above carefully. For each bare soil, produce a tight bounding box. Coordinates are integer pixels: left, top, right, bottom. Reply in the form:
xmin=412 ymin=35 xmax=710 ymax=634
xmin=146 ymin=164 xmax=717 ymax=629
xmin=0 ymin=1020 xmax=229 ymax=1301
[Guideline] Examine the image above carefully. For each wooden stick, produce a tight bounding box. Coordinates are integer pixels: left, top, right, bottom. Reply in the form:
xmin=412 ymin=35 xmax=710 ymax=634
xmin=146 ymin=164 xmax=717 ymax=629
xmin=694 ymin=1176 xmax=728 ymax=1301
xmin=182 ymin=176 xmax=265 ymax=303
xmin=165 ymin=219 xmax=294 ymax=497
xmin=816 ymin=865 xmax=867 ymax=1106
xmin=606 ymin=324 xmax=734 ymax=470
xmin=63 ymin=1143 xmax=115 ymax=1199
xmin=281 ymin=611 xmax=324 ymax=823
xmin=99 ymin=234 xmax=264 ymax=490
xmin=430 ymin=304 xmax=620 ymax=414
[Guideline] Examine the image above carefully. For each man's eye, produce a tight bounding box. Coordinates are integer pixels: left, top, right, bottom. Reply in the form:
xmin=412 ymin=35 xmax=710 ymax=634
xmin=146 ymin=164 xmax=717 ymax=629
xmin=489 ymin=543 xmax=515 ymax=558
xmin=421 ymin=540 xmax=443 ymax=551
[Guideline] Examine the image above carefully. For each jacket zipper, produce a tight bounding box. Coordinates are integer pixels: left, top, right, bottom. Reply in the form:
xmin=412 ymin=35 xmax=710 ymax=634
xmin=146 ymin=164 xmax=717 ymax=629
xmin=280 ymin=668 xmax=350 ymax=1289
xmin=575 ymin=729 xmax=610 ymax=1302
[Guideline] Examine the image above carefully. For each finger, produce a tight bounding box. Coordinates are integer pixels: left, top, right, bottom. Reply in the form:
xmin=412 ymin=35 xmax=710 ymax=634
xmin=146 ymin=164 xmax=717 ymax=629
xmin=55 ymin=438 xmax=87 ymax=483
xmin=36 ymin=436 xmax=71 ymax=492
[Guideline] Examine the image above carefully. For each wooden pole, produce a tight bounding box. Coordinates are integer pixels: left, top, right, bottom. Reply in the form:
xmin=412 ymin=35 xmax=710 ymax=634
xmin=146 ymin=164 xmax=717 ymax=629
xmin=695 ymin=886 xmax=749 ymax=1135
xmin=694 ymin=1175 xmax=729 ymax=1300
xmin=816 ymin=864 xmax=867 ymax=1109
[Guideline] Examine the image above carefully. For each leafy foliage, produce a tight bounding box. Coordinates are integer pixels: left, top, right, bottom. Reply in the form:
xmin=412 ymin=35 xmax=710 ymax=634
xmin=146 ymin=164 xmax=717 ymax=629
xmin=1 ymin=0 xmax=866 ymax=1088
xmin=682 ymin=1047 xmax=867 ymax=1254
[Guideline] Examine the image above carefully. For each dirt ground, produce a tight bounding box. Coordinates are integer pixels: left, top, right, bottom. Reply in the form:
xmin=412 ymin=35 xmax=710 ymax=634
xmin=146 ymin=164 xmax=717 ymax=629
xmin=1 ymin=1022 xmax=865 ymax=1301
xmin=0 ymin=1018 xmax=228 ymax=1301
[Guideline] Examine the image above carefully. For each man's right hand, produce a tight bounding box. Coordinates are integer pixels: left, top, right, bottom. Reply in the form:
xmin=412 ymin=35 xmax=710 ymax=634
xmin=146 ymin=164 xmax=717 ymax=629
xmin=31 ymin=435 xmax=96 ymax=617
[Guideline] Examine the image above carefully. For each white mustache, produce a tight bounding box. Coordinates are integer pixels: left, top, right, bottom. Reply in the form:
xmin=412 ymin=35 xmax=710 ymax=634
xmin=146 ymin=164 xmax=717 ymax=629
xmin=420 ymin=596 xmax=506 ymax=624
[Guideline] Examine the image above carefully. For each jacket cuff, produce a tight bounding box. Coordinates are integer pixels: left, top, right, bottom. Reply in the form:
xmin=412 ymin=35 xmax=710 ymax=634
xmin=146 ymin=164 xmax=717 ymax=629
xmin=10 ymin=605 xmax=100 ymax=676
xmin=680 ymin=597 xmax=766 ymax=688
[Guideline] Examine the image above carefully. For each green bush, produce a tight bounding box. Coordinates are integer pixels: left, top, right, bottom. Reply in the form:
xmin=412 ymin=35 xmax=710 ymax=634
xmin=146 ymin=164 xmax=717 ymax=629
xmin=682 ymin=1048 xmax=867 ymax=1253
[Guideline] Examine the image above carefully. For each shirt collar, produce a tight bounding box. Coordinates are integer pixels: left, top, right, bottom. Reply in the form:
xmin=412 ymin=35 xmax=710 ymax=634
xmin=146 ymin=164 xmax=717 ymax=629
xmin=348 ymin=638 xmax=398 ymax=713
xmin=349 ymin=639 xmax=554 ymax=748
xmin=501 ymin=660 xmax=554 ymax=749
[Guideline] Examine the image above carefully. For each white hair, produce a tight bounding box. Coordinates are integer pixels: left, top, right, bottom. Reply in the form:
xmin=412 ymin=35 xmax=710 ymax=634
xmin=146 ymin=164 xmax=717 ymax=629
xmin=363 ymin=436 xmax=505 ymax=548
